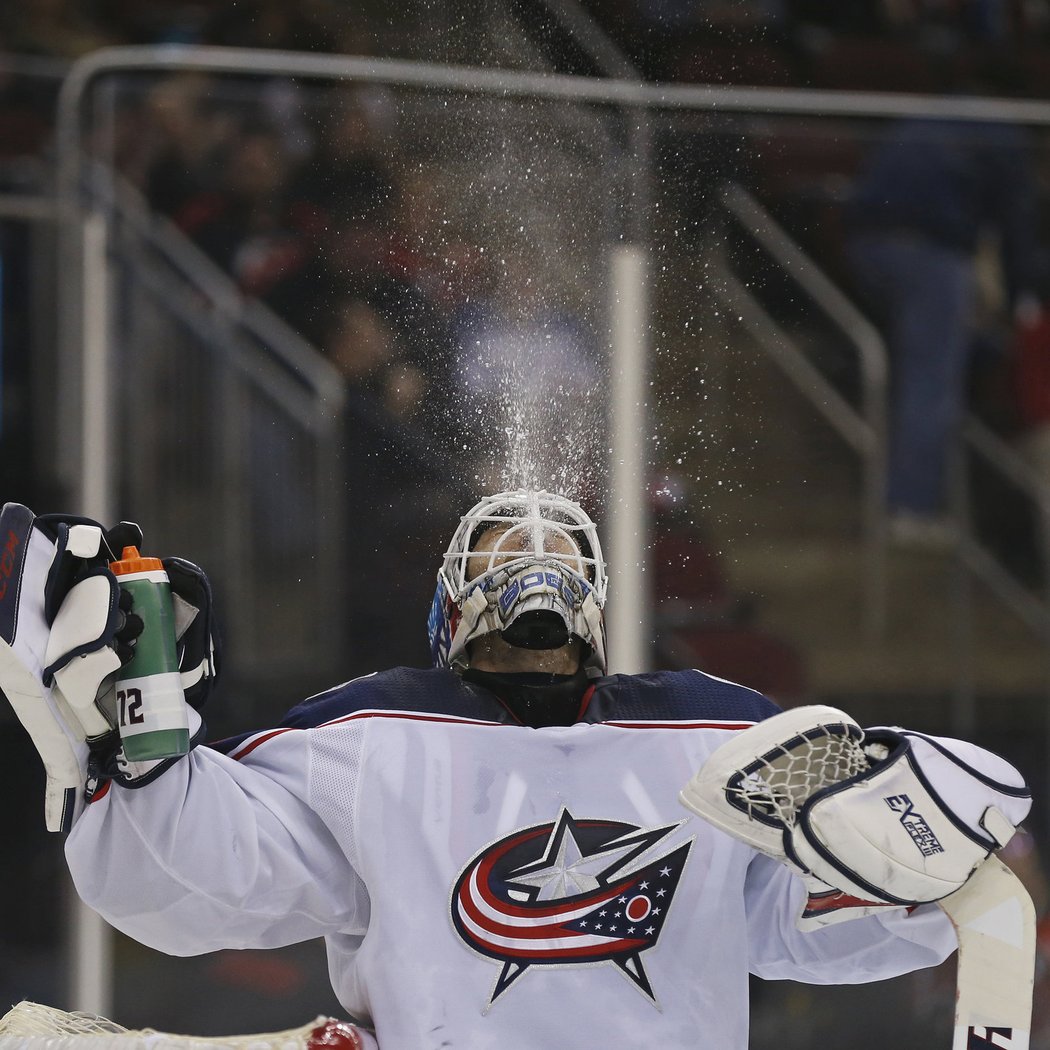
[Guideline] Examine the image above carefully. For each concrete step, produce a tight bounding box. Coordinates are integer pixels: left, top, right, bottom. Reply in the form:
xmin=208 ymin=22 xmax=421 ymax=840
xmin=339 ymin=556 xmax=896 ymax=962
xmin=720 ymin=533 xmax=1049 ymax=711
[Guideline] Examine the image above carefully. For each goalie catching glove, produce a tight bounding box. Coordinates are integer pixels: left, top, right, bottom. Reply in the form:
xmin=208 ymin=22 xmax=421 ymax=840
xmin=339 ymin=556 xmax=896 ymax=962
xmin=679 ymin=705 xmax=1032 ymax=927
xmin=0 ymin=503 xmax=220 ymax=832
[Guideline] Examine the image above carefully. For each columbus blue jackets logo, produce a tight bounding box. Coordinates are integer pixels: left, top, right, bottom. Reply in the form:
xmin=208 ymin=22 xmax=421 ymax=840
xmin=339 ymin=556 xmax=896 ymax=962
xmin=451 ymin=808 xmax=692 ymax=1007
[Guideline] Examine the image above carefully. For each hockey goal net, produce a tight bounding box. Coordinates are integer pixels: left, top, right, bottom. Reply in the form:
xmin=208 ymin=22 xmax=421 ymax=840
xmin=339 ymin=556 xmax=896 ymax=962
xmin=0 ymin=1001 xmax=373 ymax=1049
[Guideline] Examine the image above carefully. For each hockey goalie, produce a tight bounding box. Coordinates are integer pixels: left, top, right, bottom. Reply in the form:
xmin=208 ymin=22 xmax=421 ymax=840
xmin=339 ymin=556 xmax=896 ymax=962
xmin=0 ymin=493 xmax=1035 ymax=1048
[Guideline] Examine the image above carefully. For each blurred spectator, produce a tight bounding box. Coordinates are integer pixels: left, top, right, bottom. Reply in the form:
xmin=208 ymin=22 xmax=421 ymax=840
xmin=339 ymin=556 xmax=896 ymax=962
xmin=845 ymin=106 xmax=1044 ymax=546
xmin=129 ymin=73 xmax=241 ymax=215
xmin=1014 ymin=305 xmax=1050 ymax=487
xmin=0 ymin=0 xmax=119 ymax=58
xmin=318 ymin=291 xmax=462 ymax=676
xmin=393 ymin=165 xmax=488 ymax=312
xmin=324 ymin=293 xmax=428 ymax=426
xmin=267 ymin=250 xmax=459 ymax=424
xmin=263 ymin=106 xmax=460 ymax=414
xmin=291 ymin=85 xmax=398 ymax=234
xmin=172 ymin=119 xmax=315 ymax=303
xmin=263 ymin=84 xmax=406 ymax=321
xmin=262 ymin=86 xmax=402 ymax=337
xmin=198 ymin=0 xmax=339 ymax=52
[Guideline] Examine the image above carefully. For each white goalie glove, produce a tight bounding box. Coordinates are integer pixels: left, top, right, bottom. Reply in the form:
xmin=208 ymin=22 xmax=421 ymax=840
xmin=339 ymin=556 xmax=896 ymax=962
xmin=0 ymin=503 xmax=219 ymax=832
xmin=679 ymin=705 xmax=1032 ymax=928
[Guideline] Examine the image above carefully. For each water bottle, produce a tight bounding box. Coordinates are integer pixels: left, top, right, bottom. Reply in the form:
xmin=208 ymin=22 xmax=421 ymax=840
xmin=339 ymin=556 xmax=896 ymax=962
xmin=110 ymin=546 xmax=190 ymax=762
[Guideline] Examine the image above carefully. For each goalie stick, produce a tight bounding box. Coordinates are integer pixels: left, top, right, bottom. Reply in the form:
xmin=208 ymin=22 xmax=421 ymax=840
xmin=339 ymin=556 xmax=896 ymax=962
xmin=937 ymin=854 xmax=1035 ymax=1050
xmin=678 ymin=706 xmax=1036 ymax=1050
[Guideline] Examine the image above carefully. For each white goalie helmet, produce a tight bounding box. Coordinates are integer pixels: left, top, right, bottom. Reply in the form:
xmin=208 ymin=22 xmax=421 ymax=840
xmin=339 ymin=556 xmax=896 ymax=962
xmin=427 ymin=490 xmax=608 ymax=673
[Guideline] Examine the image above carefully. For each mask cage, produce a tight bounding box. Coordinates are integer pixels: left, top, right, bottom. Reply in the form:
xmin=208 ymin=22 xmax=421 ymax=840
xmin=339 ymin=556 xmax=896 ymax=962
xmin=440 ymin=490 xmax=607 ymax=604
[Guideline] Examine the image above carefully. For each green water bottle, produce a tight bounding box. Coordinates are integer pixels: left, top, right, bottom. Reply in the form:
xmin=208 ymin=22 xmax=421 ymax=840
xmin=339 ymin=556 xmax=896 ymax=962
xmin=109 ymin=546 xmax=190 ymax=762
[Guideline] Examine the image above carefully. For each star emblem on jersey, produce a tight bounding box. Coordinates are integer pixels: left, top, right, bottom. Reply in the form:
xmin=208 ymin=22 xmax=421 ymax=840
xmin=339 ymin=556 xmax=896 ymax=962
xmin=450 ymin=808 xmax=692 ymax=1007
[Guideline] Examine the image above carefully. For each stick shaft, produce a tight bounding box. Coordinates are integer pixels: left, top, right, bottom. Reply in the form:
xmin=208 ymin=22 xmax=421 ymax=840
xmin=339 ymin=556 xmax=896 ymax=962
xmin=937 ymin=856 xmax=1035 ymax=1050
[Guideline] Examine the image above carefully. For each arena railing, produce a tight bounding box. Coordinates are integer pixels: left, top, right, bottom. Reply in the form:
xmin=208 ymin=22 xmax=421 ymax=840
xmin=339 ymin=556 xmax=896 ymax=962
xmin=715 ymin=179 xmax=1050 ymax=742
xmin=82 ymin=163 xmax=349 ymax=670
xmin=55 ymin=44 xmax=1050 ymax=686
xmin=713 ymin=181 xmax=890 ymax=641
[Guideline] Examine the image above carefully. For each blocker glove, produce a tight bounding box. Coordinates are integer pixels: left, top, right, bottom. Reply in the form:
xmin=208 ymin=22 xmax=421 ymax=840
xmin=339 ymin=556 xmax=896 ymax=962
xmin=0 ymin=503 xmax=221 ymax=831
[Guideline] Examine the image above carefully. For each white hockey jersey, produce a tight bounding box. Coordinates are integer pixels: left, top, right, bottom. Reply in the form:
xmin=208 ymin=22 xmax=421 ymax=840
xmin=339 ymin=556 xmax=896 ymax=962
xmin=65 ymin=667 xmax=956 ymax=1049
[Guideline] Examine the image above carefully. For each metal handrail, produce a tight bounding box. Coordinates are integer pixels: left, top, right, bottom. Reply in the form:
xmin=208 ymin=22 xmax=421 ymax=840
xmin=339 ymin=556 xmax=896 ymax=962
xmin=720 ymin=184 xmax=889 ymax=407
xmin=960 ymin=417 xmax=1050 ymax=636
xmin=717 ymin=181 xmax=1050 ymax=665
xmin=52 ymin=45 xmax=1050 ymax=126
xmin=714 ymin=182 xmax=889 ymax=638
xmin=88 ymin=166 xmax=346 ymax=419
xmin=534 ymin=0 xmax=642 ymax=79
xmin=527 ymin=0 xmax=653 ymax=242
xmin=711 ymin=263 xmax=877 ymax=451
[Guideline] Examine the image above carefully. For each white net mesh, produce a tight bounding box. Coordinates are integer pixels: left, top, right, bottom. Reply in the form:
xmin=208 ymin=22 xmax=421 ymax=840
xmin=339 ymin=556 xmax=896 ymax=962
xmin=725 ymin=724 xmax=871 ymax=828
xmin=0 ymin=1002 xmax=365 ymax=1050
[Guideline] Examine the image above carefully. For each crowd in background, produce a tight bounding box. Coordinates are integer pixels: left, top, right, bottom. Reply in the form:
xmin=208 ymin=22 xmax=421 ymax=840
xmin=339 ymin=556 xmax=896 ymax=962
xmin=0 ymin=0 xmax=1047 ymax=699
xmin=4 ymin=0 xmax=1050 ymax=71
xmin=0 ymin=0 xmax=1048 ymax=689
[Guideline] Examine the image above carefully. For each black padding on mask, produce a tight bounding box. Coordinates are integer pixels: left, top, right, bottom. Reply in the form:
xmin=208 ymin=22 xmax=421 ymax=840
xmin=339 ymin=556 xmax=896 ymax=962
xmin=500 ymin=610 xmax=569 ymax=650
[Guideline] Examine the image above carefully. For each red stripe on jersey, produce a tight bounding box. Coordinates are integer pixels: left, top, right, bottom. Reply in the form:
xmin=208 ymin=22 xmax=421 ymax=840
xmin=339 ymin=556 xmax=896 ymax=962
xmin=487 ymin=938 xmax=647 ymax=960
xmin=230 ymin=728 xmax=297 ymax=760
xmin=602 ymin=720 xmax=757 ymax=730
xmin=319 ymin=710 xmax=504 ymax=730
xmin=458 ymin=878 xmax=610 ymax=941
xmin=230 ymin=710 xmax=506 ymax=761
xmin=229 ymin=711 xmax=757 ymax=761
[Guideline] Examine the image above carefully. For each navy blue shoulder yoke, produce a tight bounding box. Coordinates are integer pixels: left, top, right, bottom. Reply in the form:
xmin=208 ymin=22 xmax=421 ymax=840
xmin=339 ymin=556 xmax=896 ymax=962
xmin=583 ymin=669 xmax=780 ymax=724
xmin=210 ymin=666 xmax=779 ymax=754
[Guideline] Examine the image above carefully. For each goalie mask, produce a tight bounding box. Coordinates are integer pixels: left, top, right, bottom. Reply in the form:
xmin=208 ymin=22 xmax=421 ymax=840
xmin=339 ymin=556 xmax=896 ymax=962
xmin=428 ymin=490 xmax=608 ymax=674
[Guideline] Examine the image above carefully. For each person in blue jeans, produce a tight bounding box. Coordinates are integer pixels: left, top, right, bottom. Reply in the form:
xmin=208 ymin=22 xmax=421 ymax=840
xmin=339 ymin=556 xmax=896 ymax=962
xmin=846 ymin=115 xmax=1044 ymax=545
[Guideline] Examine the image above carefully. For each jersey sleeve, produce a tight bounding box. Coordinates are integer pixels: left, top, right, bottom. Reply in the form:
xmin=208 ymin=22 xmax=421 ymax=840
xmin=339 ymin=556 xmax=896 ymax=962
xmin=64 ymin=726 xmax=368 ymax=957
xmin=743 ymin=852 xmax=957 ymax=983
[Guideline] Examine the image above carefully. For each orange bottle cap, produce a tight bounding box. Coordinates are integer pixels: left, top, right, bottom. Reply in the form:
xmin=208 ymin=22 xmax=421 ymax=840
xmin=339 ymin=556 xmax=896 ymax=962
xmin=110 ymin=546 xmax=164 ymax=574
